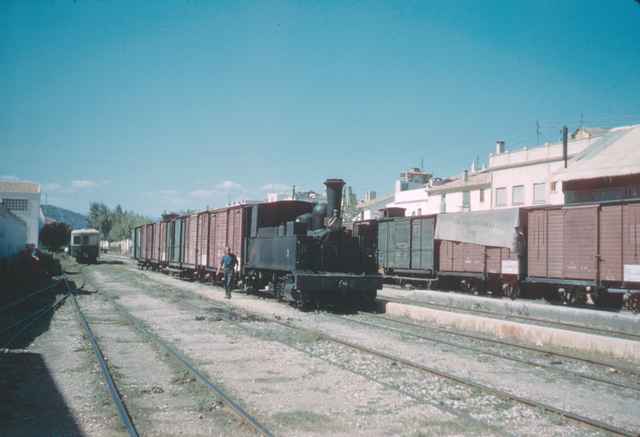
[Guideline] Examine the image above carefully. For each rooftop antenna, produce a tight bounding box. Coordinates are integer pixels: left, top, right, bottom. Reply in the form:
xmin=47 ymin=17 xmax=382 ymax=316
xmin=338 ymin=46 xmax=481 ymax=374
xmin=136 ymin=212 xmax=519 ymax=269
xmin=536 ymin=120 xmax=541 ymax=144
xmin=420 ymin=157 xmax=424 ymax=171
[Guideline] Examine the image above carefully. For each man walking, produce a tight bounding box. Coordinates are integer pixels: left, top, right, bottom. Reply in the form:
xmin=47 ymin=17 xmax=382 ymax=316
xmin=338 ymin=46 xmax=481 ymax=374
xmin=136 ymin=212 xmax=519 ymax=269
xmin=219 ymin=247 xmax=238 ymax=299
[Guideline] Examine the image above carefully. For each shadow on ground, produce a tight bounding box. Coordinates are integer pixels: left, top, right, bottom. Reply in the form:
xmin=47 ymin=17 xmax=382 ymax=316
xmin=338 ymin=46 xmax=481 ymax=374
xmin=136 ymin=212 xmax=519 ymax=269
xmin=0 ymin=351 xmax=84 ymax=436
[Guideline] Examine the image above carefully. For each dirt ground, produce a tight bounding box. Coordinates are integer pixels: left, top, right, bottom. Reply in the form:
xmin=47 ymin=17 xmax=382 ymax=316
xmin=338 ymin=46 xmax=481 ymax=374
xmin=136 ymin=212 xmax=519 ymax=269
xmin=2 ymin=254 xmax=638 ymax=436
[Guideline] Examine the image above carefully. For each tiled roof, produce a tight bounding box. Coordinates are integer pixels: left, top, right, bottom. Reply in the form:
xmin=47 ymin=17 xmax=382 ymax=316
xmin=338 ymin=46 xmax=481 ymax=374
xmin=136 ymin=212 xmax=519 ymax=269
xmin=0 ymin=180 xmax=40 ymax=194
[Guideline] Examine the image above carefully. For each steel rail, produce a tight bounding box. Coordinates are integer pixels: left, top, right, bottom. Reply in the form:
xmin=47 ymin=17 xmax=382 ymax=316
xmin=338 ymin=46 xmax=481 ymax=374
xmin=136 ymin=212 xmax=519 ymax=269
xmin=63 ymin=279 xmax=139 ymax=437
xmin=0 ymin=281 xmax=61 ymax=314
xmin=338 ymin=314 xmax=640 ymax=393
xmin=125 ymin=266 xmax=638 ymax=435
xmin=271 ymin=319 xmax=637 ymax=437
xmin=372 ymin=312 xmax=640 ymax=375
xmin=1 ymin=295 xmax=69 ymax=348
xmin=112 ymin=290 xmax=510 ymax=437
xmin=100 ymin=292 xmax=274 ymax=437
xmin=382 ymin=294 xmax=640 ymax=341
xmin=150 ymin=288 xmax=637 ymax=437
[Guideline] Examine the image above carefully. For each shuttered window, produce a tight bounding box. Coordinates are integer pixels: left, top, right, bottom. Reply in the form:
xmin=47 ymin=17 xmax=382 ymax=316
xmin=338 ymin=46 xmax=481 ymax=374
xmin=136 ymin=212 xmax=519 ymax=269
xmin=512 ymin=185 xmax=524 ymax=205
xmin=495 ymin=188 xmax=507 ymax=207
xmin=462 ymin=191 xmax=470 ymax=211
xmin=533 ymin=183 xmax=546 ymax=204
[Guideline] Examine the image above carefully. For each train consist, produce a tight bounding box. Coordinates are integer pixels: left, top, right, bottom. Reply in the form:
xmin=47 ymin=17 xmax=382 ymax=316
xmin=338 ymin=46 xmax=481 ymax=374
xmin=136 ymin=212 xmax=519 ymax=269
xmin=133 ymin=179 xmax=381 ymax=309
xmin=354 ymin=200 xmax=640 ymax=310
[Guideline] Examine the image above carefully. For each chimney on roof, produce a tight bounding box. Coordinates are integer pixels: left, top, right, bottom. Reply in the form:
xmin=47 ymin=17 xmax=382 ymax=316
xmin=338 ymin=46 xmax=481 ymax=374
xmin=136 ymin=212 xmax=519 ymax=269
xmin=496 ymin=140 xmax=505 ymax=154
xmin=463 ymin=170 xmax=469 ymax=182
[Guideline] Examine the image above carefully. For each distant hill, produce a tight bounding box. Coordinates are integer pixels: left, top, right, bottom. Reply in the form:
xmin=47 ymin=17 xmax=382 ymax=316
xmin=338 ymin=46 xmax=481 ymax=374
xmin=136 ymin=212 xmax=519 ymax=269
xmin=41 ymin=205 xmax=88 ymax=230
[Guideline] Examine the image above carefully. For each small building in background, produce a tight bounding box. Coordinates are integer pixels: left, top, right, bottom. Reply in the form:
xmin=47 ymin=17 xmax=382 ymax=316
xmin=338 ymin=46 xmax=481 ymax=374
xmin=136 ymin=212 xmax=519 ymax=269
xmin=0 ymin=180 xmax=41 ymax=247
xmin=0 ymin=204 xmax=27 ymax=259
xmin=363 ymin=190 xmax=377 ymax=203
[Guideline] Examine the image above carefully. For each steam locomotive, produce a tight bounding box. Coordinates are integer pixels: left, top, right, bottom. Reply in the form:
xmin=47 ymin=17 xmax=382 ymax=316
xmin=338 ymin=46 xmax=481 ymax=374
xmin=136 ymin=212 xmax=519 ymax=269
xmin=134 ymin=179 xmax=382 ymax=309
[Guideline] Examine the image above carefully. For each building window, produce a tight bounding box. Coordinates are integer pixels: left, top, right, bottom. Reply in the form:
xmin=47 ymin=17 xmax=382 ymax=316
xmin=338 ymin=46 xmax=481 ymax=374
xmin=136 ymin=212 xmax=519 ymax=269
xmin=2 ymin=198 xmax=28 ymax=211
xmin=550 ymin=181 xmax=558 ymax=192
xmin=495 ymin=188 xmax=507 ymax=207
xmin=479 ymin=189 xmax=485 ymax=202
xmin=440 ymin=193 xmax=447 ymax=213
xmin=462 ymin=191 xmax=470 ymax=211
xmin=533 ymin=183 xmax=546 ymax=204
xmin=512 ymin=185 xmax=524 ymax=205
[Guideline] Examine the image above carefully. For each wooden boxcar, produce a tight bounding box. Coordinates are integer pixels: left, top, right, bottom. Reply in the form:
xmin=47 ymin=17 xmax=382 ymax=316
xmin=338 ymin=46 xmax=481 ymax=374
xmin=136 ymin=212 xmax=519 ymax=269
xmin=526 ymin=201 xmax=640 ymax=304
xmin=377 ymin=215 xmax=437 ymax=279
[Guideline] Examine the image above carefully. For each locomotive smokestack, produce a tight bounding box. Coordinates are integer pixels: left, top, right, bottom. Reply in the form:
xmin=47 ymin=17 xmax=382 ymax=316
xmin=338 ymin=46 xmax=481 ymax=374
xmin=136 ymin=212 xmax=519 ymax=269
xmin=324 ymin=178 xmax=346 ymax=218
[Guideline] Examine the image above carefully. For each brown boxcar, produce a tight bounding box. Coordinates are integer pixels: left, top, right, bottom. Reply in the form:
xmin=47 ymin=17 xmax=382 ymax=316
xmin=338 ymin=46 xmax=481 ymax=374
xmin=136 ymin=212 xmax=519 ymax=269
xmin=151 ymin=222 xmax=160 ymax=263
xmin=196 ymin=212 xmax=210 ymax=269
xmin=206 ymin=205 xmax=251 ymax=273
xmin=143 ymin=223 xmax=154 ymax=261
xmin=526 ymin=201 xmax=640 ymax=303
xmin=183 ymin=213 xmax=198 ymax=268
xmin=159 ymin=221 xmax=167 ymax=263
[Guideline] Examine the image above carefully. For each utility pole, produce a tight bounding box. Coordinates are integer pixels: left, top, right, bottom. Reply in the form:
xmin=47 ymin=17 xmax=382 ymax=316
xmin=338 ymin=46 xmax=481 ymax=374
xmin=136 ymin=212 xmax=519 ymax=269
xmin=562 ymin=126 xmax=569 ymax=168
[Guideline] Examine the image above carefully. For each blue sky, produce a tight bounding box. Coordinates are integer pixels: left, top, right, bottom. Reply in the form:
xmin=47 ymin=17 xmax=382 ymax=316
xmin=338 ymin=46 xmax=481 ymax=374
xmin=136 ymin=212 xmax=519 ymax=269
xmin=2 ymin=0 xmax=639 ymax=216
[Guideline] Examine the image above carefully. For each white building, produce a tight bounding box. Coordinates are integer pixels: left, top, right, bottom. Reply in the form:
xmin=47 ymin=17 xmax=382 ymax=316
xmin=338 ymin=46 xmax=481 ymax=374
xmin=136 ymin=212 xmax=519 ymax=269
xmin=0 ymin=180 xmax=41 ymax=247
xmin=386 ymin=127 xmax=611 ymax=216
xmin=0 ymin=204 xmax=27 ymax=258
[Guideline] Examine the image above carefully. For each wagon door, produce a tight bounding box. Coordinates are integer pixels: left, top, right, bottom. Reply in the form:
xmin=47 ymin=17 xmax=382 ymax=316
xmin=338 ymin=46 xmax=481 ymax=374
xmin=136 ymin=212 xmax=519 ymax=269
xmin=547 ymin=209 xmax=564 ymax=278
xmin=563 ymin=206 xmax=598 ymax=280
xmin=599 ymin=205 xmax=623 ymax=282
xmin=391 ymin=218 xmax=411 ymax=269
xmin=623 ymin=203 xmax=640 ymax=284
xmin=527 ymin=209 xmax=547 ymax=277
xmin=378 ymin=221 xmax=389 ymax=270
xmin=411 ymin=217 xmax=435 ymax=272
xmin=438 ymin=240 xmax=453 ymax=272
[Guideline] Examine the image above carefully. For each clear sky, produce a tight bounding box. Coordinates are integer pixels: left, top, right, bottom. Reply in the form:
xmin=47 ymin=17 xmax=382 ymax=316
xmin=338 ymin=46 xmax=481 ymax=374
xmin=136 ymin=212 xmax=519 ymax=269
xmin=2 ymin=0 xmax=639 ymax=217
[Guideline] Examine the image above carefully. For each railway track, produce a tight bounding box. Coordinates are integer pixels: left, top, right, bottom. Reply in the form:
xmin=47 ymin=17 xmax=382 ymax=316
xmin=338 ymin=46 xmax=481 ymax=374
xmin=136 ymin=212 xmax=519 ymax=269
xmin=269 ymin=318 xmax=637 ymax=437
xmin=336 ymin=312 xmax=640 ymax=392
xmin=63 ymin=278 xmax=140 ymax=437
xmin=117 ymin=274 xmax=637 ymax=437
xmin=382 ymin=293 xmax=640 ymax=342
xmin=63 ymin=273 xmax=274 ymax=437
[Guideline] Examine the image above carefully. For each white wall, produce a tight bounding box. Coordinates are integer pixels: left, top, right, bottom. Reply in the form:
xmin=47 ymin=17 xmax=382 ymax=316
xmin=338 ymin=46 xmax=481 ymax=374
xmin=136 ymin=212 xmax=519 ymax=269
xmin=0 ymin=208 xmax=27 ymax=258
xmin=491 ymin=160 xmax=565 ymax=208
xmin=0 ymin=191 xmax=41 ymax=247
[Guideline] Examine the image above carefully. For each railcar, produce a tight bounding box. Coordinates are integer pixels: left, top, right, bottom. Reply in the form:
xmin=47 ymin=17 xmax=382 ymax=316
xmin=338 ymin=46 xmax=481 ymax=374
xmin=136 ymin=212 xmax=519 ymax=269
xmin=525 ymin=201 xmax=640 ymax=307
xmin=70 ymin=228 xmax=100 ymax=264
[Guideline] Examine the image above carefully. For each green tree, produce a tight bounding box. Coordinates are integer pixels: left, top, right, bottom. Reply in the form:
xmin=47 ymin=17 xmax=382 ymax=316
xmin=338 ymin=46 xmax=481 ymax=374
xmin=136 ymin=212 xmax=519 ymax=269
xmin=88 ymin=202 xmax=113 ymax=239
xmin=40 ymin=222 xmax=71 ymax=252
xmin=88 ymin=202 xmax=152 ymax=241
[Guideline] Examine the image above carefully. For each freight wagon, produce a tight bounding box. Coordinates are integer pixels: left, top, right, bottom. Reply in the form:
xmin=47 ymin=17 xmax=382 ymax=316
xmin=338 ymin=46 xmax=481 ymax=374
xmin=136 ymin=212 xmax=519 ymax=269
xmin=435 ymin=208 xmax=526 ymax=298
xmin=525 ymin=201 xmax=640 ymax=306
xmin=362 ymin=207 xmax=526 ymax=298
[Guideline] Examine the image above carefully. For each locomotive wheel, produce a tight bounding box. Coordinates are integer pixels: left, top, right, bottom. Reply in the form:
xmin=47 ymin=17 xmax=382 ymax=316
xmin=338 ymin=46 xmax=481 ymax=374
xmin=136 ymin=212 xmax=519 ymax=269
xmin=503 ymin=284 xmax=514 ymax=299
xmin=624 ymin=292 xmax=640 ymax=313
xmin=511 ymin=284 xmax=521 ymax=300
